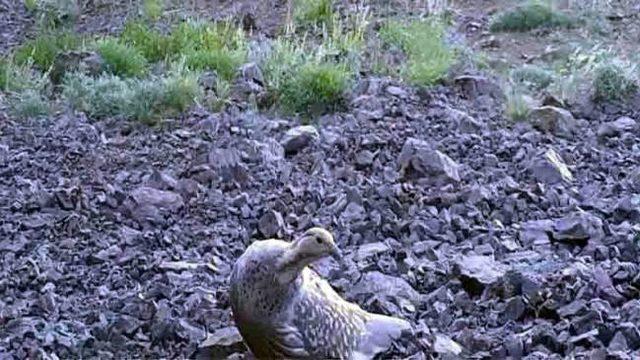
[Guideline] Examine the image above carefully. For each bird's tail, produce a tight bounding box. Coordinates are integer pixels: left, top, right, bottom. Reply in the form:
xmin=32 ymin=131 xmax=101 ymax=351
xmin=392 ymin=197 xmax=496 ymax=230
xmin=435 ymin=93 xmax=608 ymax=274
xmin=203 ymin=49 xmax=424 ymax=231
xmin=353 ymin=314 xmax=413 ymax=359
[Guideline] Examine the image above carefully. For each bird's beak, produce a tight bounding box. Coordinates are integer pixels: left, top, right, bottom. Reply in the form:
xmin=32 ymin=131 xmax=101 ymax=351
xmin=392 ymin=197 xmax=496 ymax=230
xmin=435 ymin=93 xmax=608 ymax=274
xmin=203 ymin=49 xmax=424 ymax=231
xmin=330 ymin=246 xmax=343 ymax=261
xmin=330 ymin=246 xmax=346 ymax=270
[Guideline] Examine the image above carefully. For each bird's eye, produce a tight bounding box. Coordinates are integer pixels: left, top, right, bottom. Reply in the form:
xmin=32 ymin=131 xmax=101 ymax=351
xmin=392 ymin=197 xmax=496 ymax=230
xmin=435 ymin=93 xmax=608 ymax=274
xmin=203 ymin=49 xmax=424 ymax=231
xmin=316 ymin=237 xmax=323 ymax=244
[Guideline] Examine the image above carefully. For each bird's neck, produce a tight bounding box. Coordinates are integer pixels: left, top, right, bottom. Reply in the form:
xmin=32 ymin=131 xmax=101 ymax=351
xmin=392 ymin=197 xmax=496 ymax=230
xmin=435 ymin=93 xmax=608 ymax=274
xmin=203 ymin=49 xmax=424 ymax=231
xmin=276 ymin=243 xmax=321 ymax=285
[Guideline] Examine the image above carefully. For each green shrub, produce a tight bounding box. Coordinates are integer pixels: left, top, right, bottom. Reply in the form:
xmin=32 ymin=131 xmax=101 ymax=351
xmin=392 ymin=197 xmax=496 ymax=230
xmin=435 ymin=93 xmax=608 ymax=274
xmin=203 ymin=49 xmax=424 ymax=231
xmin=142 ymin=0 xmax=163 ymax=20
xmin=490 ymin=2 xmax=574 ymax=32
xmin=35 ymin=0 xmax=80 ymax=29
xmin=24 ymin=0 xmax=38 ymax=11
xmin=120 ymin=20 xmax=247 ymax=68
xmin=62 ymin=71 xmax=201 ymax=122
xmin=169 ymin=20 xmax=246 ymax=55
xmin=8 ymin=90 xmax=51 ymax=119
xmin=593 ymin=62 xmax=638 ymax=102
xmin=97 ymin=39 xmax=148 ymax=77
xmin=511 ymin=65 xmax=554 ymax=90
xmin=279 ymin=62 xmax=350 ymax=115
xmin=14 ymin=32 xmax=82 ymax=70
xmin=162 ymin=71 xmax=202 ymax=113
xmin=63 ymin=73 xmax=128 ymax=118
xmin=184 ymin=49 xmax=243 ymax=80
xmin=204 ymin=77 xmax=231 ymax=112
xmin=379 ymin=19 xmax=454 ymax=86
xmin=0 ymin=59 xmax=8 ymax=91
xmin=120 ymin=21 xmax=171 ymax=62
xmin=0 ymin=58 xmax=47 ymax=93
xmin=126 ymin=80 xmax=166 ymax=123
xmin=294 ymin=0 xmax=334 ymax=26
xmin=263 ymin=38 xmax=311 ymax=93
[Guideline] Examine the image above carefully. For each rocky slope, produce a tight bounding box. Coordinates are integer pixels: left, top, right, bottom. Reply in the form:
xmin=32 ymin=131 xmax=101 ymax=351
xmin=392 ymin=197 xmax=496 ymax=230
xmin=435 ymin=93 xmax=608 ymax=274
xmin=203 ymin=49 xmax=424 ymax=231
xmin=1 ymin=72 xmax=640 ymax=358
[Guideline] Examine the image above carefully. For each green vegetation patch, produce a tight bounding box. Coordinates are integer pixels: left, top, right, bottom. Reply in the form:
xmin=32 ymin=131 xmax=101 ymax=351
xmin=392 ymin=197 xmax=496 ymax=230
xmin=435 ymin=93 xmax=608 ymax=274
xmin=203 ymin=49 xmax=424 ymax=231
xmin=490 ymin=2 xmax=574 ymax=32
xmin=279 ymin=62 xmax=351 ymax=115
xmin=8 ymin=90 xmax=51 ymax=119
xmin=120 ymin=21 xmax=172 ymax=62
xmin=0 ymin=59 xmax=43 ymax=92
xmin=511 ymin=65 xmax=554 ymax=90
xmin=14 ymin=32 xmax=83 ymax=70
xmin=593 ymin=62 xmax=638 ymax=102
xmin=184 ymin=49 xmax=244 ymax=81
xmin=62 ymin=70 xmax=201 ymax=123
xmin=294 ymin=0 xmax=334 ymax=26
xmin=0 ymin=59 xmax=8 ymax=91
xmin=96 ymin=39 xmax=148 ymax=77
xmin=142 ymin=0 xmax=164 ymax=21
xmin=120 ymin=20 xmax=247 ymax=79
xmin=379 ymin=19 xmax=454 ymax=86
xmin=505 ymin=87 xmax=531 ymax=122
xmin=261 ymin=35 xmax=355 ymax=116
xmin=24 ymin=0 xmax=38 ymax=12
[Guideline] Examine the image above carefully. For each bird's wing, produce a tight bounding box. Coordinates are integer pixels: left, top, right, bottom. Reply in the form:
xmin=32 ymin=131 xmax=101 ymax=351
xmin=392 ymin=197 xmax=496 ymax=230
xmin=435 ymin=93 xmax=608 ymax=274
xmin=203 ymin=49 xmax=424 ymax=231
xmin=300 ymin=270 xmax=413 ymax=359
xmin=262 ymin=321 xmax=311 ymax=358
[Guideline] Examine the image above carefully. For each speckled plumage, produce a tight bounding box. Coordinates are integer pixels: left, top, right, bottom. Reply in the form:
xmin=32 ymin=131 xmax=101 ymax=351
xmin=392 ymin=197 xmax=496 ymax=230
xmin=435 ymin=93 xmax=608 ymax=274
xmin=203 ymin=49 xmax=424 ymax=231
xmin=229 ymin=228 xmax=411 ymax=359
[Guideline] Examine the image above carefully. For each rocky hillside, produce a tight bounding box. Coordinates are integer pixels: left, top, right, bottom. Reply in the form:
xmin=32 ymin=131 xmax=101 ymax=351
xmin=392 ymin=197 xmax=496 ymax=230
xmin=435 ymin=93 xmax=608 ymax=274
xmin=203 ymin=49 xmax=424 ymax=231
xmin=1 ymin=0 xmax=640 ymax=359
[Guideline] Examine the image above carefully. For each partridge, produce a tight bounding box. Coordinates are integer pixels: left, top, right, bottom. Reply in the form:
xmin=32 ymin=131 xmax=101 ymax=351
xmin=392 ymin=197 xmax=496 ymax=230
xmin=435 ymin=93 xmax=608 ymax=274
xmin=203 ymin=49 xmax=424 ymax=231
xmin=229 ymin=227 xmax=411 ymax=359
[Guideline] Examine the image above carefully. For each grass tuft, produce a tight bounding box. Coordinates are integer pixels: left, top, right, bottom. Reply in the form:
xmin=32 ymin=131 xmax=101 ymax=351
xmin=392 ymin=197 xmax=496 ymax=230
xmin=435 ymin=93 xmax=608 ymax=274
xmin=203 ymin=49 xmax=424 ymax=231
xmin=184 ymin=49 xmax=244 ymax=81
xmin=279 ymin=61 xmax=350 ymax=115
xmin=261 ymin=38 xmax=308 ymax=103
xmin=8 ymin=90 xmax=51 ymax=119
xmin=14 ymin=32 xmax=82 ymax=70
xmin=490 ymin=1 xmax=574 ymax=32
xmin=505 ymin=87 xmax=531 ymax=122
xmin=294 ymin=0 xmax=334 ymax=26
xmin=120 ymin=20 xmax=247 ymax=76
xmin=96 ymin=39 xmax=148 ymax=77
xmin=593 ymin=62 xmax=638 ymax=102
xmin=162 ymin=68 xmax=202 ymax=114
xmin=0 ymin=59 xmax=8 ymax=91
xmin=379 ymin=19 xmax=454 ymax=86
xmin=120 ymin=21 xmax=171 ymax=62
xmin=142 ymin=0 xmax=163 ymax=21
xmin=62 ymin=70 xmax=201 ymax=123
xmin=33 ymin=0 xmax=80 ymax=29
xmin=511 ymin=65 xmax=554 ymax=90
xmin=0 ymin=59 xmax=39 ymax=92
xmin=169 ymin=20 xmax=246 ymax=55
xmin=24 ymin=0 xmax=38 ymax=11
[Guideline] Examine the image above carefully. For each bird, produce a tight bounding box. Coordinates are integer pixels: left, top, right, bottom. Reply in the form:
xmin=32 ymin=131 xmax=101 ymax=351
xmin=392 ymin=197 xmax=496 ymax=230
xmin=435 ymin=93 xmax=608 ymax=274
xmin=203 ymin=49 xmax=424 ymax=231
xmin=229 ymin=227 xmax=412 ymax=359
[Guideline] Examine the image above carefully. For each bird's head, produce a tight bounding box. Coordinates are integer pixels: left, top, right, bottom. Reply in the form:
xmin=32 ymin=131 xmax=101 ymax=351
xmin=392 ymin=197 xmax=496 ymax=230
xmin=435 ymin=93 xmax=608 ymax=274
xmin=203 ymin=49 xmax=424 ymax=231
xmin=276 ymin=227 xmax=343 ymax=285
xmin=294 ymin=227 xmax=343 ymax=262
